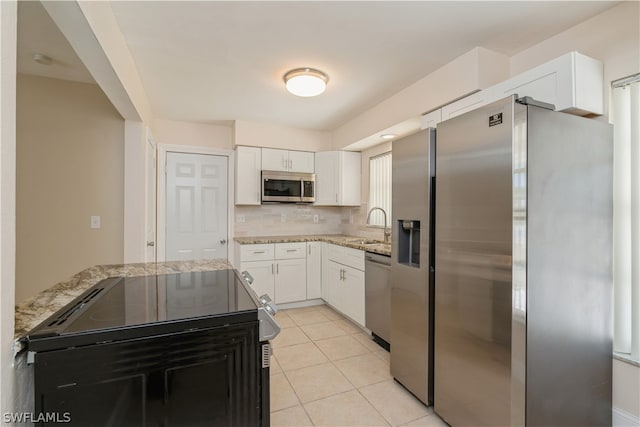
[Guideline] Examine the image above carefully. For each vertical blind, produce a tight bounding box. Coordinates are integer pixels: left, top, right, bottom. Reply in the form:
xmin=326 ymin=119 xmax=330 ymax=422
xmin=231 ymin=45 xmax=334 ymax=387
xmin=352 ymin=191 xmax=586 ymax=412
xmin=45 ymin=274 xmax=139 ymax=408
xmin=369 ymin=152 xmax=392 ymax=227
xmin=612 ymin=75 xmax=640 ymax=361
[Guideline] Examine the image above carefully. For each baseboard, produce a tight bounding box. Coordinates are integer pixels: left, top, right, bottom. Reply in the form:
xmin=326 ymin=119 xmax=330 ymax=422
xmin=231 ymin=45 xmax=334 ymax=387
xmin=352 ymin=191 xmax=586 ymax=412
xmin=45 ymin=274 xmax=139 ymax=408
xmin=276 ymin=299 xmax=324 ymax=310
xmin=614 ymin=407 xmax=640 ymax=427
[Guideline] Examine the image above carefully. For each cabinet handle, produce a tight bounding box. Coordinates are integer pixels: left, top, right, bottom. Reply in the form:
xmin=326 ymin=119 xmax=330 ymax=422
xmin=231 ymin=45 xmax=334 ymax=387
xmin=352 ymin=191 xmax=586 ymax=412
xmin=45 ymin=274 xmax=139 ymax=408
xmin=286 ymin=249 xmax=297 ymax=252
xmin=272 ymin=264 xmax=274 ymax=275
xmin=335 ymin=193 xmax=338 ymax=203
xmin=289 ymin=159 xmax=292 ymax=169
xmin=276 ymin=263 xmax=279 ymax=274
xmin=282 ymin=157 xmax=286 ymax=169
xmin=253 ymin=251 xmax=266 ymax=254
xmin=308 ymin=245 xmax=311 ymax=255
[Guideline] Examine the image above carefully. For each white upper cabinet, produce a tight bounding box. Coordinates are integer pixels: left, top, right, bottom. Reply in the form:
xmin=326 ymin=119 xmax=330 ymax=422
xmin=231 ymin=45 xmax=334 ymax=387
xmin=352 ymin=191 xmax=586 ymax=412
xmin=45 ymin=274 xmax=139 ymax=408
xmin=235 ymin=146 xmax=261 ymax=205
xmin=261 ymin=148 xmax=288 ymax=171
xmin=261 ymin=148 xmax=314 ymax=173
xmin=288 ymin=150 xmax=315 ymax=173
xmin=422 ymin=51 xmax=604 ymax=129
xmin=314 ymin=151 xmax=361 ymax=206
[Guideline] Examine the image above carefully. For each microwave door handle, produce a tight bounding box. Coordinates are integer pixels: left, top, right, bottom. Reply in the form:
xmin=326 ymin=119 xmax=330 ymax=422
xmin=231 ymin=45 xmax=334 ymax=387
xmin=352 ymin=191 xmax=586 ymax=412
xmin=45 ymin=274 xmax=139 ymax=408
xmin=300 ymin=179 xmax=304 ymax=201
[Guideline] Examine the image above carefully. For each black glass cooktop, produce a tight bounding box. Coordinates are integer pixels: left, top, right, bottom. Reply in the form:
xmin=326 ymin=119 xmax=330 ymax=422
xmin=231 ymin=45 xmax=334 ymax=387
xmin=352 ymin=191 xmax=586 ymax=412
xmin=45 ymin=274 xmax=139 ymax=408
xmin=27 ymin=270 xmax=260 ymax=350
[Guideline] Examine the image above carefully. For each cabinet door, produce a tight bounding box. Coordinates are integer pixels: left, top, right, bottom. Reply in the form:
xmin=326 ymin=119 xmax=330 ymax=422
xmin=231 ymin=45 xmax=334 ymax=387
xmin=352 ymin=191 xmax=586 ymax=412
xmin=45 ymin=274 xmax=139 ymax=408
xmin=338 ymin=151 xmax=361 ymax=206
xmin=261 ymin=148 xmax=288 ymax=171
xmin=235 ymin=146 xmax=261 ymax=205
xmin=326 ymin=260 xmax=343 ymax=309
xmin=306 ymin=242 xmax=322 ymax=299
xmin=341 ymin=266 xmax=365 ymax=327
xmin=321 ymin=243 xmax=331 ymax=301
xmin=240 ymin=260 xmax=275 ymax=300
xmin=275 ymin=259 xmax=307 ymax=304
xmin=314 ymin=152 xmax=338 ymax=205
xmin=288 ymin=151 xmax=315 ymax=173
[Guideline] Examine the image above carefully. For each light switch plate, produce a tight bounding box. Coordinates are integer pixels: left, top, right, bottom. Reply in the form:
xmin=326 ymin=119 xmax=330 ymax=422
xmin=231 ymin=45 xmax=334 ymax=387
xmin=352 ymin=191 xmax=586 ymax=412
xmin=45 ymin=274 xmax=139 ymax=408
xmin=90 ymin=215 xmax=101 ymax=229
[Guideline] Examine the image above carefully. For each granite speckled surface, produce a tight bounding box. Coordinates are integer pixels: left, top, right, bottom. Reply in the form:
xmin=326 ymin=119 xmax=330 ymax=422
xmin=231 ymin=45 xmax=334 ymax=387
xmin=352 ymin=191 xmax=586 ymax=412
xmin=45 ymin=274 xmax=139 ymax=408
xmin=14 ymin=259 xmax=232 ymax=344
xmin=233 ymin=234 xmax=392 ymax=257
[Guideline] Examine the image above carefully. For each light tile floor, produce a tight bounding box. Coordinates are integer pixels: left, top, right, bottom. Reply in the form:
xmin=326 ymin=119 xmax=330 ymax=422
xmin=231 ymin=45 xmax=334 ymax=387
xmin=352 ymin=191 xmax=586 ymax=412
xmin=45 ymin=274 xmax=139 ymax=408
xmin=270 ymin=304 xmax=449 ymax=427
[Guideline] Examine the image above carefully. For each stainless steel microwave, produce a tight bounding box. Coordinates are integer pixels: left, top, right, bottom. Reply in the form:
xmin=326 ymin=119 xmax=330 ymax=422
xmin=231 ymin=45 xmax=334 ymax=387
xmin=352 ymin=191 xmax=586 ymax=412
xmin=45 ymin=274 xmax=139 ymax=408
xmin=261 ymin=171 xmax=315 ymax=203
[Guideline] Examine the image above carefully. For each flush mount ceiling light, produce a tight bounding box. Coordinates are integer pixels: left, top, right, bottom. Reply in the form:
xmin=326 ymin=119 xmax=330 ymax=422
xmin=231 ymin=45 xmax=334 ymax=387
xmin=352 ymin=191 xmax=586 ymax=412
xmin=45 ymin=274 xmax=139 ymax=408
xmin=283 ymin=68 xmax=329 ymax=97
xmin=32 ymin=53 xmax=53 ymax=66
xmin=381 ymin=134 xmax=397 ymax=140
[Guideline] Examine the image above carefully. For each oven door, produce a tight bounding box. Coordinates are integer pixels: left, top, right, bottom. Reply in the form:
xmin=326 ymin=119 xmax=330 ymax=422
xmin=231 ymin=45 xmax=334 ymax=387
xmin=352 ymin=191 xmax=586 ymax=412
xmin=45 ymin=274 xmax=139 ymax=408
xmin=262 ymin=172 xmax=309 ymax=203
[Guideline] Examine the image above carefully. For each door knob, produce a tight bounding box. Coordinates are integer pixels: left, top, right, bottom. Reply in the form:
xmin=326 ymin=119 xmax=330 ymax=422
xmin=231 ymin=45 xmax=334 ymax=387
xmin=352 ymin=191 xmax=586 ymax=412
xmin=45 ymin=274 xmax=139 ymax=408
xmin=146 ymin=241 xmax=155 ymax=247
xmin=220 ymin=239 xmax=227 ymax=244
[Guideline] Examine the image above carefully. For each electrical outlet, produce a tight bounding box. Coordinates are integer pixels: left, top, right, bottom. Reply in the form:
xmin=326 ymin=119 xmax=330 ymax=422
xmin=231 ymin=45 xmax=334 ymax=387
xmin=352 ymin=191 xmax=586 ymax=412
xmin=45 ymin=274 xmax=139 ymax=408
xmin=90 ymin=215 xmax=101 ymax=229
xmin=313 ymin=214 xmax=319 ymax=223
xmin=237 ymin=215 xmax=245 ymax=223
xmin=281 ymin=213 xmax=286 ymax=222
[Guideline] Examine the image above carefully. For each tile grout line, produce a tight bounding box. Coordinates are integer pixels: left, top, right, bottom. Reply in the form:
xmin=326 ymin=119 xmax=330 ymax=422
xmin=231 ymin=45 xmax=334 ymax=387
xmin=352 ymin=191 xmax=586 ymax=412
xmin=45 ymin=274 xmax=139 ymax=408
xmin=295 ymin=306 xmax=389 ymax=425
xmin=273 ymin=305 xmax=414 ymax=427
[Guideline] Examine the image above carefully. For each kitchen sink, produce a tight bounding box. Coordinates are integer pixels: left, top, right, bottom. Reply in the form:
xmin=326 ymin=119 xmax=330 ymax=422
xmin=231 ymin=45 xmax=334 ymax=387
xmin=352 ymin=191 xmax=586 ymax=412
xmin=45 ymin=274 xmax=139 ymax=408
xmin=348 ymin=239 xmax=385 ymax=245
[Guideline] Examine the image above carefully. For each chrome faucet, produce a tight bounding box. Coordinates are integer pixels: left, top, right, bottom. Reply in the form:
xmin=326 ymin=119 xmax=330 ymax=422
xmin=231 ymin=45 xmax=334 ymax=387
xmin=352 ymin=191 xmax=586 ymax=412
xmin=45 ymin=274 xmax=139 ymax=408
xmin=366 ymin=207 xmax=391 ymax=243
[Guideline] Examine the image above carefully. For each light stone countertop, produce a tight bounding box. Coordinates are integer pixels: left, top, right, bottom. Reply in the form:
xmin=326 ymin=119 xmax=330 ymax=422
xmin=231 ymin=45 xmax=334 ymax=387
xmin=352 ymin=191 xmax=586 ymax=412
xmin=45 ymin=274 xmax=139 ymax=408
xmin=233 ymin=234 xmax=392 ymax=257
xmin=14 ymin=259 xmax=232 ymax=349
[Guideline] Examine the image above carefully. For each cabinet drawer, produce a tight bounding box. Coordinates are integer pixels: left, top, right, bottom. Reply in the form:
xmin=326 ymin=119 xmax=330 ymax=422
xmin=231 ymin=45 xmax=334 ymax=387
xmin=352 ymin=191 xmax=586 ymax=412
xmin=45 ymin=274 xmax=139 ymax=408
xmin=326 ymin=243 xmax=364 ymax=271
xmin=341 ymin=246 xmax=365 ymax=271
xmin=275 ymin=242 xmax=307 ymax=260
xmin=240 ymin=244 xmax=275 ymax=261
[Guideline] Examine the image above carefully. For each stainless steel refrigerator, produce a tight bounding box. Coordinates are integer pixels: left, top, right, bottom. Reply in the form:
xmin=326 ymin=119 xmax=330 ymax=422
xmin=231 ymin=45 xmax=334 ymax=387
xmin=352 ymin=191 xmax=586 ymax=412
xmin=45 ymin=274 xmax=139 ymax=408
xmin=390 ymin=128 xmax=436 ymax=406
xmin=434 ymin=95 xmax=612 ymax=426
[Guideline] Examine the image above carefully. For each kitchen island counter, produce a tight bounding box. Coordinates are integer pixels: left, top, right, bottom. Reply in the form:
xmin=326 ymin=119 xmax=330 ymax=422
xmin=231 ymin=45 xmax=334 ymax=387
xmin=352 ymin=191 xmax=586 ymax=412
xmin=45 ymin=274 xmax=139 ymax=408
xmin=14 ymin=259 xmax=232 ymax=347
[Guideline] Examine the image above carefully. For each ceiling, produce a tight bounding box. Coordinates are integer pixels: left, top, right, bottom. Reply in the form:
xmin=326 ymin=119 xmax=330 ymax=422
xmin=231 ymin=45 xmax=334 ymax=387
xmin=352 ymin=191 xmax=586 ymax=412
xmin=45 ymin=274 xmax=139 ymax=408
xmin=18 ymin=1 xmax=618 ymax=131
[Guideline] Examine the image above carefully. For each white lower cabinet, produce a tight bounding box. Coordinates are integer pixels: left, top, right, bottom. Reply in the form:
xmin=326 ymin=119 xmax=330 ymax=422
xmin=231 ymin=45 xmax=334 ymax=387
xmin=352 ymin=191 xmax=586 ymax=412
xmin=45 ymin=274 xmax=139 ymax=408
xmin=275 ymin=258 xmax=307 ymax=303
xmin=239 ymin=241 xmax=365 ymax=325
xmin=239 ymin=243 xmax=306 ymax=304
xmin=322 ymin=243 xmax=365 ymax=327
xmin=306 ymin=242 xmax=322 ymax=299
xmin=240 ymin=260 xmax=275 ymax=300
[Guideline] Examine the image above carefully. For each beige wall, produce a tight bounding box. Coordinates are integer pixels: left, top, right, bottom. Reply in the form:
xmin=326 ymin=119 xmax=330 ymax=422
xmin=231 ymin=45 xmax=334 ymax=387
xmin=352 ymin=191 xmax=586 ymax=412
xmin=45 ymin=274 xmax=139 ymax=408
xmin=16 ymin=74 xmax=124 ymax=303
xmin=154 ymin=118 xmax=233 ymax=149
xmin=235 ymin=120 xmax=332 ymax=152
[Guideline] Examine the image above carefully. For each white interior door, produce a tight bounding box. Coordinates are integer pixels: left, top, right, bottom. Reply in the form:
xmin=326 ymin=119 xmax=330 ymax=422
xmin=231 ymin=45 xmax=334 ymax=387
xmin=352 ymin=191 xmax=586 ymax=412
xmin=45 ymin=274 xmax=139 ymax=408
xmin=166 ymin=152 xmax=228 ymax=261
xmin=145 ymin=135 xmax=157 ymax=262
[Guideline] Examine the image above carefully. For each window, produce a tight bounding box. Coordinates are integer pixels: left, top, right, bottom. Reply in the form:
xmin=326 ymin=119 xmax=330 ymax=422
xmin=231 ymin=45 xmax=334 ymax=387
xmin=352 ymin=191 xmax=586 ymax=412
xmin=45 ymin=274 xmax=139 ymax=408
xmin=368 ymin=152 xmax=392 ymax=227
xmin=612 ymin=74 xmax=640 ymax=362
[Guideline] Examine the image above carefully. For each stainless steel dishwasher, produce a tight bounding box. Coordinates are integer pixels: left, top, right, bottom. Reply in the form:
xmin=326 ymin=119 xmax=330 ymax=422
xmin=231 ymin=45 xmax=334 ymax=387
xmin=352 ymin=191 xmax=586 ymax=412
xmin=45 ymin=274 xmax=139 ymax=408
xmin=365 ymin=252 xmax=391 ymax=350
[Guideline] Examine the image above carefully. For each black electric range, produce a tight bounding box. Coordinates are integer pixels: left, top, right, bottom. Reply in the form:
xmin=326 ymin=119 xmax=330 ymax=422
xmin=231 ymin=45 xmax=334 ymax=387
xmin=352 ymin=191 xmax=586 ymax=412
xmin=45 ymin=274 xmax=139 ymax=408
xmin=25 ymin=269 xmax=280 ymax=427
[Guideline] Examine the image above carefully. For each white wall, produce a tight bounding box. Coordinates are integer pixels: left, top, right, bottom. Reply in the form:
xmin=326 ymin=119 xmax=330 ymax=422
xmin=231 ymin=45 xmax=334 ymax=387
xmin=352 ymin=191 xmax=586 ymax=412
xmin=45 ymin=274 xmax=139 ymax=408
xmin=154 ymin=119 xmax=233 ymax=150
xmin=235 ymin=120 xmax=332 ymax=152
xmin=0 ymin=0 xmax=17 ymax=419
xmin=613 ymin=358 xmax=640 ymax=423
xmin=331 ymin=47 xmax=509 ymax=150
xmin=123 ymin=121 xmax=146 ymax=263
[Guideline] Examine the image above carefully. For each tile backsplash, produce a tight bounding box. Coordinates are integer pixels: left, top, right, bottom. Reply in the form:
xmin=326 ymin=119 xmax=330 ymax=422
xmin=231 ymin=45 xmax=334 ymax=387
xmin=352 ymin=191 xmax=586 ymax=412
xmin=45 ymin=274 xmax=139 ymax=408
xmin=234 ymin=203 xmax=390 ymax=241
xmin=234 ymin=204 xmax=343 ymax=237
